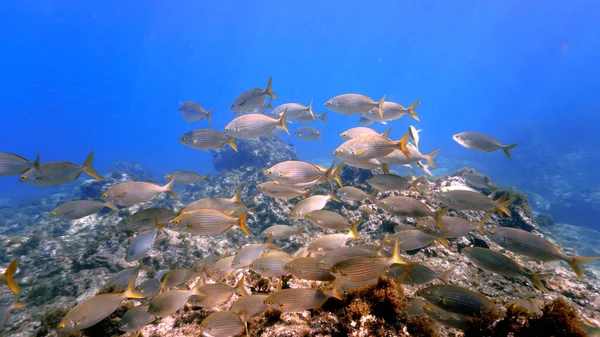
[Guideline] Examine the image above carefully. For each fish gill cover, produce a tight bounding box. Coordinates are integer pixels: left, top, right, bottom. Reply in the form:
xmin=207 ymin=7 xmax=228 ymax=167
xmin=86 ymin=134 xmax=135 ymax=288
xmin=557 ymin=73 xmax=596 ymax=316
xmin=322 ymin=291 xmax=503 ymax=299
xmin=1 ymin=2 xmax=600 ymax=337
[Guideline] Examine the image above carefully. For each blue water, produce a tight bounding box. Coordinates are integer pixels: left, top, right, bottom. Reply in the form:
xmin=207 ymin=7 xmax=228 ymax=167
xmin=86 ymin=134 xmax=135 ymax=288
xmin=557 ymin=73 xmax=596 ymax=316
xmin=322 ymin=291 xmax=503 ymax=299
xmin=1 ymin=2 xmax=600 ymax=225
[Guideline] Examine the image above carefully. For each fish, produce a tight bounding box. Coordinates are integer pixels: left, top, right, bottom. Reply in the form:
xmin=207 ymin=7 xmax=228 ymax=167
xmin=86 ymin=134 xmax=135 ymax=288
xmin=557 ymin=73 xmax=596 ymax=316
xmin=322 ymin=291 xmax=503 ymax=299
xmin=329 ymin=241 xmax=406 ymax=282
xmin=194 ymin=276 xmax=249 ymax=308
xmin=173 ymin=209 xmax=250 ymax=237
xmin=200 ymin=311 xmax=246 ymax=337
xmin=127 ymin=208 xmax=177 ymax=228
xmin=384 ymin=229 xmax=449 ymax=250
xmin=317 ymin=245 xmax=379 ymax=269
xmin=340 ymin=126 xmax=391 ymax=140
xmin=461 ymin=171 xmax=491 ymax=189
xmin=148 ymin=280 xmax=201 ymax=317
xmin=334 ymin=133 xmax=411 ymax=162
xmin=249 ymin=251 xmax=294 ymax=277
xmin=271 ymin=102 xmax=315 ymax=120
xmin=224 ymin=110 xmax=290 ymax=139
xmin=126 ymin=219 xmax=166 ymax=262
xmin=440 ymin=187 xmax=515 ymax=216
xmin=231 ymin=76 xmax=277 ymax=113
xmin=197 ymin=254 xmax=222 ymax=271
xmin=378 ymin=144 xmax=439 ymax=168
xmin=232 ymin=236 xmax=277 ymax=269
xmin=257 ymin=181 xmax=311 ymax=200
xmin=164 ymin=170 xmax=210 ymax=184
xmin=19 ymin=151 xmax=102 ymax=186
xmin=229 ymin=294 xmax=268 ymax=321
xmin=1 ymin=260 xmax=19 ymax=295
xmin=205 ymin=256 xmax=236 ymax=279
xmin=178 ymin=101 xmax=213 ymax=125
xmin=406 ymin=297 xmax=428 ymax=317
xmin=337 ymin=277 xmax=379 ymax=295
xmin=294 ymin=110 xmax=328 ymax=123
xmin=418 ymin=215 xmax=487 ymax=239
xmin=307 ymin=220 xmax=361 ymax=252
xmin=367 ymin=174 xmax=414 ymax=192
xmin=264 ymin=286 xmax=342 ymax=312
xmin=49 ymin=200 xmax=118 ymax=220
xmin=305 ymin=210 xmax=362 ymax=232
xmin=262 ymin=225 xmax=301 ymax=240
xmin=337 ymin=186 xmax=375 ymax=202
xmin=136 ymin=279 xmax=162 ymax=298
xmin=109 ymin=267 xmax=141 ymax=288
xmin=342 ymin=158 xmax=389 ymax=172
xmin=408 ymin=126 xmax=422 ymax=148
xmin=243 ymin=97 xmax=273 ymax=115
xmin=390 ymin=262 xmax=452 ymax=285
xmin=294 ymin=126 xmax=321 ymax=141
xmin=506 ymin=298 xmax=546 ymax=315
xmin=284 ymin=257 xmax=336 ymax=281
xmin=102 ymin=179 xmax=177 ymax=206
xmin=416 ymin=284 xmax=496 ymax=317
xmin=181 ymin=187 xmax=245 ymax=214
xmin=452 ymin=131 xmax=518 ymax=159
xmin=417 ymin=161 xmax=433 ymax=177
xmin=161 ymin=268 xmax=198 ymax=290
xmin=421 ymin=303 xmax=470 ymax=330
xmin=363 ymin=100 xmax=420 ymax=123
xmin=0 ymin=152 xmax=39 ymax=177
xmin=288 ymin=192 xmax=337 ymax=219
xmin=461 ymin=246 xmax=550 ymax=293
xmin=58 ymin=275 xmax=144 ymax=332
xmin=265 ymin=160 xmax=342 ymax=189
xmin=120 ymin=305 xmax=154 ymax=332
xmin=358 ymin=115 xmax=375 ymax=126
xmin=325 ymin=94 xmax=386 ymax=119
xmin=0 ymin=297 xmax=26 ymax=328
xmin=377 ymin=195 xmax=448 ymax=229
xmin=179 ymin=129 xmax=238 ymax=152
xmin=486 ymin=227 xmax=600 ymax=280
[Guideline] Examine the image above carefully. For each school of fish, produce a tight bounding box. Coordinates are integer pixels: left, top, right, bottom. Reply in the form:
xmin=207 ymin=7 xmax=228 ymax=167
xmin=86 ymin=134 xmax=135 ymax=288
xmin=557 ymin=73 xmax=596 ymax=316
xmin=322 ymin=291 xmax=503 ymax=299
xmin=1 ymin=76 xmax=599 ymax=336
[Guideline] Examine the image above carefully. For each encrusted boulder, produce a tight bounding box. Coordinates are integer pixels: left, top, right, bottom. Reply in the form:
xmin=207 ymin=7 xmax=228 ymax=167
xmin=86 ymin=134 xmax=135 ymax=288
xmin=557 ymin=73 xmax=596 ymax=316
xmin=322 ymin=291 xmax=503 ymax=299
xmin=211 ymin=137 xmax=297 ymax=172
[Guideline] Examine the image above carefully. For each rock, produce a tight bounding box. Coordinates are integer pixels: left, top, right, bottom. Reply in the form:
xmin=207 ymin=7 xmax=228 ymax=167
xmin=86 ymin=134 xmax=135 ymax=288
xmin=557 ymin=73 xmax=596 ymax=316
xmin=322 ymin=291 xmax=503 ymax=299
xmin=211 ymin=137 xmax=297 ymax=172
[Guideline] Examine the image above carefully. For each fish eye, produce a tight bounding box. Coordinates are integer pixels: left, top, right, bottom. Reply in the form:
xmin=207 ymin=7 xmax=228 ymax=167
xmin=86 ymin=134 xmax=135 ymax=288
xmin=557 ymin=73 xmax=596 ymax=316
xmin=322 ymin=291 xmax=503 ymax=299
xmin=101 ymin=193 xmax=108 ymax=198
xmin=385 ymin=239 xmax=391 ymax=244
xmin=250 ymin=263 xmax=255 ymax=268
xmin=441 ymin=195 xmax=447 ymax=199
xmin=174 ymin=219 xmax=180 ymax=224
xmin=225 ymin=127 xmax=230 ymax=131
xmin=266 ymin=300 xmax=272 ymax=305
xmin=424 ymin=307 xmax=431 ymax=312
xmin=180 ymin=137 xmax=186 ymax=141
xmin=306 ymin=214 xmax=312 ymax=218
xmin=58 ymin=323 xmax=65 ymax=329
xmin=50 ymin=211 xmax=56 ymax=216
xmin=425 ymin=291 xmax=431 ymax=296
xmin=19 ymin=175 xmax=27 ymax=180
xmin=489 ymin=230 xmax=495 ymax=235
xmin=267 ymin=170 xmax=273 ymax=174
xmin=381 ymin=201 xmax=387 ymax=205
xmin=280 ymin=304 xmax=285 ymax=309
xmin=319 ymin=261 xmax=325 ymax=265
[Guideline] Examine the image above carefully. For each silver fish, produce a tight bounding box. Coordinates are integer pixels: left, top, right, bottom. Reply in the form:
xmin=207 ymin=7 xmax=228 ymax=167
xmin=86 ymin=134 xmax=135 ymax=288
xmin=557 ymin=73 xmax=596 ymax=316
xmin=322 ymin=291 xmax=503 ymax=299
xmin=257 ymin=181 xmax=310 ymax=199
xmin=127 ymin=208 xmax=177 ymax=228
xmin=161 ymin=268 xmax=198 ymax=290
xmin=317 ymin=245 xmax=379 ymax=270
xmin=179 ymin=129 xmax=238 ymax=152
xmin=19 ymin=151 xmax=102 ymax=186
xmin=307 ymin=222 xmax=361 ymax=252
xmin=305 ymin=210 xmax=362 ymax=231
xmin=109 ymin=267 xmax=141 ymax=288
xmin=147 ymin=281 xmax=201 ymax=317
xmin=120 ymin=305 xmax=154 ymax=332
xmin=264 ymin=287 xmax=342 ymax=312
xmin=205 ymin=255 xmax=236 ymax=279
xmin=337 ymin=186 xmax=375 ymax=202
xmin=358 ymin=115 xmax=375 ymax=126
xmin=325 ymin=93 xmax=386 ymax=118
xmin=224 ymin=112 xmax=290 ymax=139
xmin=200 ymin=311 xmax=246 ymax=337
xmin=340 ymin=126 xmax=390 ymax=140
xmin=408 ymin=125 xmax=422 ymax=148
xmin=102 ymin=179 xmax=177 ymax=206
xmin=284 ymin=257 xmax=336 ymax=281
xmin=231 ymin=77 xmax=277 ymax=113
xmin=181 ymin=187 xmax=245 ymax=214
xmin=289 ymin=193 xmax=336 ymax=219
xmin=367 ymin=174 xmax=413 ymax=192
xmin=194 ymin=276 xmax=248 ymax=308
xmin=363 ymin=100 xmax=420 ymax=123
xmin=136 ymin=278 xmax=162 ymax=298
xmin=378 ymin=195 xmax=447 ymax=229
xmin=265 ymin=160 xmax=342 ymax=188
xmin=178 ymin=101 xmax=212 ymax=125
xmin=294 ymin=126 xmax=321 ymax=141
xmin=49 ymin=200 xmax=118 ymax=220
xmin=232 ymin=236 xmax=276 ymax=269
xmin=389 ymin=262 xmax=451 ymax=285
xmin=440 ymin=187 xmax=515 ymax=216
xmin=294 ymin=110 xmax=328 ymax=123
xmin=378 ymin=144 xmax=439 ymax=168
xmin=229 ymin=294 xmax=268 ymax=321
xmin=173 ymin=209 xmax=250 ymax=237
xmin=261 ymin=224 xmax=301 ymax=240
xmin=452 ymin=131 xmax=518 ymax=159
xmin=164 ymin=170 xmax=210 ymax=184
xmin=249 ymin=251 xmax=294 ymax=277
xmin=334 ymin=133 xmax=411 ymax=162
xmin=271 ymin=102 xmax=315 ymax=120
xmin=416 ymin=284 xmax=495 ymax=317
xmin=0 ymin=152 xmax=39 ymax=177
xmin=126 ymin=220 xmax=166 ymax=262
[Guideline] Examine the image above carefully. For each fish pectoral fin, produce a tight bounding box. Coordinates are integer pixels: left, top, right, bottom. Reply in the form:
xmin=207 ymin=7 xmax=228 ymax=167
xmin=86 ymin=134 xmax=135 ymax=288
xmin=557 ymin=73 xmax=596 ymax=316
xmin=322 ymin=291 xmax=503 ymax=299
xmin=351 ymin=149 xmax=367 ymax=155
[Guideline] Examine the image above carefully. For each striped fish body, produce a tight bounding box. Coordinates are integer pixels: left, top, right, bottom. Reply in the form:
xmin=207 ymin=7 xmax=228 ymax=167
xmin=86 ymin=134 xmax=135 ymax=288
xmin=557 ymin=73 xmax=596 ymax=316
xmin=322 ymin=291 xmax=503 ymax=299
xmin=325 ymin=94 xmax=381 ymax=115
xmin=179 ymin=129 xmax=232 ymax=150
xmin=193 ymin=284 xmax=238 ymax=308
xmin=284 ymin=257 xmax=336 ymax=281
xmin=229 ymin=294 xmax=268 ymax=321
xmin=127 ymin=208 xmax=176 ymax=228
xmin=462 ymin=247 xmax=529 ymax=278
xmin=120 ymin=305 xmax=153 ymax=332
xmin=0 ymin=152 xmax=35 ymax=176
xmin=289 ymin=195 xmax=331 ymax=219
xmin=308 ymin=233 xmax=352 ymax=252
xmin=378 ymin=150 xmax=418 ymax=165
xmin=206 ymin=256 xmax=235 ymax=279
xmin=174 ymin=209 xmax=238 ymax=236
xmin=264 ymin=288 xmax=331 ymax=312
xmin=20 ymin=162 xmax=83 ymax=186
xmin=200 ymin=311 xmax=245 ymax=336
xmin=148 ymin=289 xmax=196 ymax=317
xmin=126 ymin=227 xmax=158 ymax=262
xmin=262 ymin=224 xmax=301 ymax=240
xmin=271 ymin=103 xmax=310 ymax=120
xmin=165 ymin=170 xmax=206 ymax=184
xmin=182 ymin=197 xmax=239 ymax=214
xmin=340 ymin=127 xmax=381 ymax=140
xmin=232 ymin=243 xmax=267 ymax=269
xmin=330 ymin=256 xmax=394 ymax=282
xmin=136 ymin=279 xmax=161 ymax=298
xmin=343 ymin=158 xmax=386 ymax=170
xmin=50 ymin=200 xmax=116 ymax=220
xmin=378 ymin=196 xmax=434 ymax=218
xmin=338 ymin=277 xmax=379 ymax=294
xmin=249 ymin=252 xmax=293 ymax=277
xmin=453 ymin=132 xmax=505 ymax=152
xmin=258 ymin=181 xmax=309 ymax=199
xmin=317 ymin=246 xmax=378 ymax=269
xmin=368 ymin=174 xmax=412 ymax=191
xmin=162 ymin=269 xmax=197 ymax=289
xmin=294 ymin=126 xmax=321 ymax=141
xmin=423 ymin=304 xmax=470 ymax=330
xmin=420 ymin=216 xmax=479 ymax=239
xmin=440 ymin=189 xmax=498 ymax=211
xmin=335 ymin=135 xmax=399 ymax=162
xmin=364 ymin=101 xmax=409 ymax=121
xmin=224 ymin=114 xmax=282 ymax=139
xmin=337 ymin=186 xmax=370 ymax=201
xmin=305 ymin=210 xmax=353 ymax=231
xmin=486 ymin=227 xmax=567 ymax=262
xmin=232 ymin=78 xmax=277 ymax=114
xmin=103 ymin=182 xmax=167 ymax=206
xmin=265 ymin=161 xmax=324 ymax=185
xmin=178 ymin=101 xmax=210 ymax=123
xmin=386 ymin=230 xmax=438 ymax=251
xmin=389 ymin=263 xmax=441 ymax=285
xmin=417 ymin=285 xmax=495 ymax=317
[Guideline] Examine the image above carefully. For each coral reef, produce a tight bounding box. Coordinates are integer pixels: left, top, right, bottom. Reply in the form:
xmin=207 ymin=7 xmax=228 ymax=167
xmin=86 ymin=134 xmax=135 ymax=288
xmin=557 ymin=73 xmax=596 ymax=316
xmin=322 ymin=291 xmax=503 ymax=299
xmin=211 ymin=137 xmax=297 ymax=172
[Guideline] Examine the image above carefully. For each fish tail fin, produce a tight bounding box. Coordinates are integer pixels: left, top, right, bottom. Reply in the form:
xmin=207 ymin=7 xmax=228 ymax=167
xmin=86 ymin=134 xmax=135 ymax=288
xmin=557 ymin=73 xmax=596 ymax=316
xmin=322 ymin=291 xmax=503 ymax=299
xmin=407 ymin=99 xmax=421 ymax=121
xmin=333 ymin=162 xmax=343 ymax=187
xmin=266 ymin=97 xmax=273 ymax=109
xmin=437 ymin=238 xmax=450 ymax=249
xmin=527 ymin=272 xmax=551 ymax=293
xmin=307 ymin=98 xmax=316 ymax=119
xmin=477 ymin=214 xmax=490 ymax=234
xmin=417 ymin=161 xmax=433 ymax=177
xmin=265 ymin=76 xmax=277 ymax=99
xmin=203 ymin=174 xmax=211 ymax=181
xmin=496 ymin=195 xmax=516 ymax=217
xmin=391 ymin=240 xmax=407 ymax=264
xmin=163 ymin=177 xmax=178 ymax=199
xmin=396 ymin=131 xmax=411 ymax=159
xmin=440 ymin=267 xmax=454 ymax=284
xmin=266 ymin=233 xmax=278 ymax=249
xmin=381 ymin=127 xmax=392 ymax=138
xmin=569 ymin=256 xmax=600 ymax=280
xmin=376 ymin=95 xmax=386 ymax=119
xmin=226 ymin=136 xmax=238 ymax=152
xmin=206 ymin=108 xmax=213 ymax=127
xmin=426 ymin=149 xmax=440 ymax=169
xmin=411 ymin=176 xmax=426 ymax=194
xmin=4 ymin=260 xmax=19 ymax=295
xmin=124 ymin=274 xmax=145 ymax=299
xmin=319 ymin=111 xmax=328 ymax=124
xmin=329 ymin=186 xmax=340 ymax=203
xmin=351 ymin=216 xmax=363 ymax=232
xmin=434 ymin=207 xmax=449 ymax=230
xmin=232 ymin=186 xmax=245 ymax=207
xmin=237 ymin=211 xmax=251 ymax=237
xmin=349 ymin=218 xmax=361 ymax=239
xmin=235 ymin=274 xmax=250 ymax=297
xmin=367 ymin=189 xmax=377 ymax=202
xmin=104 ymin=202 xmax=119 ymax=212
xmin=395 ymin=278 xmax=405 ymax=298
xmin=12 ymin=298 xmax=27 ymax=310
xmin=381 ymin=163 xmax=390 ymax=174
xmin=32 ymin=152 xmax=40 ymax=170
xmin=502 ymin=143 xmax=519 ymax=159
xmin=154 ymin=217 xmax=168 ymax=230
xmin=317 ymin=131 xmax=322 ymax=141
xmin=404 ymin=164 xmax=415 ymax=173
xmin=82 ymin=151 xmax=103 ymax=180
xmin=278 ymin=108 xmax=290 ymax=135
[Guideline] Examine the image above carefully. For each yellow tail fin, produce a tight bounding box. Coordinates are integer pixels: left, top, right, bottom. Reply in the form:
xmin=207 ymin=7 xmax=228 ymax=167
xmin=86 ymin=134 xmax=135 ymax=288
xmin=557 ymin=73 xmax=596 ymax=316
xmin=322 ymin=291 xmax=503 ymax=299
xmin=390 ymin=240 xmax=407 ymax=264
xmin=4 ymin=260 xmax=19 ymax=295
xmin=502 ymin=143 xmax=519 ymax=159
xmin=407 ymin=99 xmax=420 ymax=121
xmin=434 ymin=207 xmax=449 ymax=230
xmin=436 ymin=238 xmax=450 ymax=249
xmin=396 ymin=131 xmax=411 ymax=159
xmin=232 ymin=186 xmax=246 ymax=207
xmin=526 ymin=272 xmax=551 ymax=293
xmin=440 ymin=268 xmax=454 ymax=284
xmin=104 ymin=202 xmax=119 ymax=212
xmin=206 ymin=108 xmax=213 ymax=127
xmin=265 ymin=76 xmax=277 ymax=99
xmin=163 ymin=177 xmax=178 ymax=199
xmin=82 ymin=151 xmax=103 ymax=180
xmin=124 ymin=274 xmax=145 ymax=299
xmin=496 ymin=195 xmax=516 ymax=217
xmin=381 ymin=163 xmax=390 ymax=174
xmin=236 ymin=274 xmax=250 ymax=297
xmin=349 ymin=218 xmax=361 ymax=239
xmin=32 ymin=152 xmax=40 ymax=170
xmin=226 ymin=136 xmax=238 ymax=152
xmin=237 ymin=211 xmax=251 ymax=237
xmin=367 ymin=189 xmax=377 ymax=202
xmin=477 ymin=214 xmax=490 ymax=234
xmin=265 ymin=233 xmax=278 ymax=249
xmin=426 ymin=149 xmax=440 ymax=169
xmin=376 ymin=95 xmax=386 ymax=120
xmin=568 ymin=256 xmax=600 ymax=280
xmin=381 ymin=127 xmax=392 ymax=138
xmin=278 ymin=108 xmax=290 ymax=135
